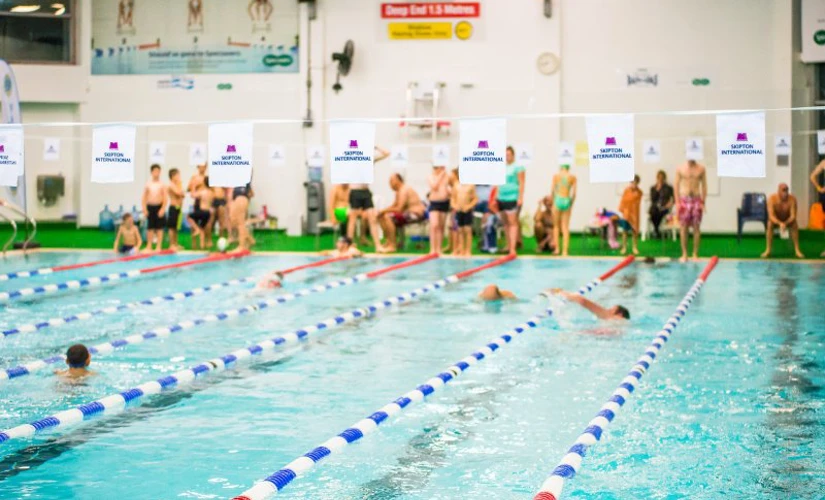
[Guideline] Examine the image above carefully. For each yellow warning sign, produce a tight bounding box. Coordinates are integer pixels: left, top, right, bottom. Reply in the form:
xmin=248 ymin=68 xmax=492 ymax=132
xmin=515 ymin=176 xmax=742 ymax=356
xmin=455 ymin=21 xmax=473 ymax=40
xmin=388 ymin=22 xmax=453 ymax=40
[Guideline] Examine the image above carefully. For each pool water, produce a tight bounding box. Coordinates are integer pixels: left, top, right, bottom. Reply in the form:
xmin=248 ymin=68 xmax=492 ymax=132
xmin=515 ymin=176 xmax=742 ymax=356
xmin=0 ymin=252 xmax=822 ymax=499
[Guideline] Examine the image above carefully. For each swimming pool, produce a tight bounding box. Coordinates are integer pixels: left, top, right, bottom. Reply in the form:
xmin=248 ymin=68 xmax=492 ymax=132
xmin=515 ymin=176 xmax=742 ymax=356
xmin=0 ymin=252 xmax=822 ymax=499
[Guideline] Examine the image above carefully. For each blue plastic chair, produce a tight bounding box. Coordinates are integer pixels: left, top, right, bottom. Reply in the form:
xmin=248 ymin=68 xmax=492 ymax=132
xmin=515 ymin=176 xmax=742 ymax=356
xmin=737 ymin=193 xmax=767 ymax=242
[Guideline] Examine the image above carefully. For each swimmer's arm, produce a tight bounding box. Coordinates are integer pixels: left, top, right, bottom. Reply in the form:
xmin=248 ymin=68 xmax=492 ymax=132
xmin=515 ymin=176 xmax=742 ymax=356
xmin=141 ymin=184 xmax=149 ymax=215
xmin=168 ymin=182 xmax=184 ymax=198
xmin=700 ymin=168 xmax=707 ymax=204
xmin=517 ymin=170 xmax=526 ymax=207
xmin=570 ymin=176 xmax=577 ymax=205
xmin=766 ymin=196 xmax=781 ymax=225
xmin=673 ymin=169 xmax=682 ymax=205
xmin=500 ymin=290 xmax=516 ymax=299
xmin=570 ymin=295 xmax=613 ymax=320
xmin=466 ymin=187 xmax=478 ymax=212
xmin=159 ymin=183 xmax=168 ymax=214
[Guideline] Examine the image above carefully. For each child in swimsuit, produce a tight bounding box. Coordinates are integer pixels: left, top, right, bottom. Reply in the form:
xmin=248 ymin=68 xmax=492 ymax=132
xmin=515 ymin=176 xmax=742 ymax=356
xmin=114 ymin=213 xmax=142 ymax=255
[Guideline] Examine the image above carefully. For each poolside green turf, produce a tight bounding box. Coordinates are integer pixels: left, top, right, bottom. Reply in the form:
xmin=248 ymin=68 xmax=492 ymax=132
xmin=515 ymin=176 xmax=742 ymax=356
xmin=1 ymin=223 xmax=823 ymax=260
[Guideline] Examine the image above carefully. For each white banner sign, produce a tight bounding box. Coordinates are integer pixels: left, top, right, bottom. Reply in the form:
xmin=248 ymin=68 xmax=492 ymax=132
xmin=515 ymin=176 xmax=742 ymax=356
xmin=515 ymin=143 xmax=534 ymax=166
xmin=268 ymin=144 xmax=286 ymax=167
xmin=208 ymin=122 xmax=253 ymax=187
xmin=818 ymin=130 xmax=825 ymax=155
xmin=306 ymin=145 xmax=325 ymax=168
xmin=585 ymin=114 xmax=635 ymax=183
xmin=458 ymin=118 xmax=506 ymax=185
xmin=642 ymin=140 xmax=661 ymax=164
xmin=774 ymin=135 xmax=791 ymax=156
xmin=432 ymin=144 xmax=451 ymax=166
xmin=149 ymin=141 xmax=166 ymax=164
xmin=801 ymin=0 xmax=825 ymax=63
xmin=43 ymin=137 xmax=60 ymax=162
xmin=685 ymin=137 xmax=704 ymax=160
xmin=390 ymin=145 xmax=409 ymax=167
xmin=91 ymin=124 xmax=136 ymax=184
xmin=329 ymin=121 xmax=376 ymax=184
xmin=716 ymin=112 xmax=766 ymax=178
xmin=558 ymin=142 xmax=574 ymax=165
xmin=0 ymin=125 xmax=23 ymax=185
xmin=189 ymin=142 xmax=207 ymax=166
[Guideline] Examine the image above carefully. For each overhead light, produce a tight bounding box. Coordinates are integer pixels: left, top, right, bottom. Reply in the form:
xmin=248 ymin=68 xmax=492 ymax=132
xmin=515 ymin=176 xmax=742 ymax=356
xmin=10 ymin=5 xmax=41 ymax=13
xmin=51 ymin=3 xmax=66 ymax=15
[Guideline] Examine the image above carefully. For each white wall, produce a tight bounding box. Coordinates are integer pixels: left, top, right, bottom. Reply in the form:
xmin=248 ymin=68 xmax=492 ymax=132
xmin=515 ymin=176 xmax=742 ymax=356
xmin=560 ymin=0 xmax=801 ymax=233
xmin=10 ymin=0 xmax=815 ymax=234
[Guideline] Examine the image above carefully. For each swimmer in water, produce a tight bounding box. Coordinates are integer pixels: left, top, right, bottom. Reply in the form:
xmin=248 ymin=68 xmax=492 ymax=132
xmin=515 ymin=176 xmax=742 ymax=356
xmin=321 ymin=236 xmax=363 ymax=258
xmin=478 ymin=284 xmax=516 ymax=301
xmin=55 ymin=344 xmax=96 ymax=381
xmin=256 ymin=272 xmax=283 ymax=290
xmin=546 ymin=288 xmax=630 ymax=321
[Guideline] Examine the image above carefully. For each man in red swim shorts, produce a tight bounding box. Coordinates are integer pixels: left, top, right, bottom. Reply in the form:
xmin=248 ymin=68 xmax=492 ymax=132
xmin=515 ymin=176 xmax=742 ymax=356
xmin=378 ymin=173 xmax=426 ymax=253
xmin=674 ymin=160 xmax=707 ymax=263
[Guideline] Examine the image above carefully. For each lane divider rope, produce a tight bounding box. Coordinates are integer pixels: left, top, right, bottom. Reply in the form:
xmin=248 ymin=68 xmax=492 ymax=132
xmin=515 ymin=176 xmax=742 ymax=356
xmin=532 ymin=256 xmax=719 ymax=500
xmin=0 ymin=254 xmax=436 ymax=384
xmin=1 ymin=256 xmax=350 ymax=339
xmin=0 ymin=251 xmax=249 ymax=303
xmin=0 ymin=255 xmax=510 ymax=445
xmin=0 ymin=249 xmax=176 ymax=282
xmin=229 ymin=256 xmax=634 ymax=500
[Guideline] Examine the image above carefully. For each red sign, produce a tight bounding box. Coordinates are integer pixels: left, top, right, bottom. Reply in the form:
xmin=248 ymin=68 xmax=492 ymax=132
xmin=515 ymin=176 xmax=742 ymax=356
xmin=381 ymin=2 xmax=481 ymax=19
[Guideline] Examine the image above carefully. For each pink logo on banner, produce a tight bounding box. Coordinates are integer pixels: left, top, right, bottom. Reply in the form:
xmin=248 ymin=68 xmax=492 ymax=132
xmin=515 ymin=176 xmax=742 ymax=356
xmin=736 ymin=133 xmax=748 ymax=142
xmin=0 ymin=145 xmax=4 ymax=153
xmin=226 ymin=145 xmax=237 ymax=153
xmin=349 ymin=140 xmax=359 ymax=149
xmin=605 ymin=137 xmax=617 ymax=146
xmin=477 ymin=140 xmax=489 ymax=149
xmin=109 ymin=142 xmax=119 ymax=150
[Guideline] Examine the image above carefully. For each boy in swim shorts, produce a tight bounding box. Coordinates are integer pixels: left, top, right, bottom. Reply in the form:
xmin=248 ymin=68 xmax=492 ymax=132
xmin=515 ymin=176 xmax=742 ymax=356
xmin=114 ymin=213 xmax=142 ymax=255
xmin=674 ymin=160 xmax=707 ymax=262
xmin=142 ymin=164 xmax=167 ymax=252
xmin=167 ymin=168 xmax=184 ymax=250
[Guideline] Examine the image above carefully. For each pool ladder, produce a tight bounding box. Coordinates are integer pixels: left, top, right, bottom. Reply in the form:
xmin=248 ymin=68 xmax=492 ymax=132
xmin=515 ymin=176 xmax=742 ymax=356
xmin=0 ymin=200 xmax=37 ymax=257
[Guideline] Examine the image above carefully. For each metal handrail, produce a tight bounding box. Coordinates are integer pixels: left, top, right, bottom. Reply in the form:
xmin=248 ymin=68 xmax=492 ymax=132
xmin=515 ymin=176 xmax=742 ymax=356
xmin=0 ymin=210 xmax=17 ymax=257
xmin=0 ymin=200 xmax=36 ymax=254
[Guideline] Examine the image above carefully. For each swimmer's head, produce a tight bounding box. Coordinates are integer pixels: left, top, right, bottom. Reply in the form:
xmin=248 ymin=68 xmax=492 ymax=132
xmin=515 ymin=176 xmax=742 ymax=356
xmin=197 ymin=163 xmax=207 ymax=174
xmin=560 ymin=164 xmax=570 ymax=171
xmin=389 ymin=173 xmax=403 ymax=190
xmin=610 ymin=305 xmax=630 ymax=320
xmin=336 ymin=236 xmax=352 ymax=252
xmin=506 ymin=146 xmax=515 ymax=164
xmin=632 ymin=174 xmax=640 ymax=186
xmin=479 ymin=284 xmax=503 ymax=301
xmin=66 ymin=344 xmax=91 ymax=369
xmin=150 ymin=163 xmax=161 ymax=179
xmin=542 ymin=195 xmax=553 ymax=209
xmin=266 ymin=278 xmax=282 ymax=289
xmin=203 ymin=176 xmax=210 ymax=188
xmin=122 ymin=213 xmax=134 ymax=227
xmin=643 ymin=256 xmax=656 ymax=264
xmin=169 ymin=168 xmax=180 ymax=181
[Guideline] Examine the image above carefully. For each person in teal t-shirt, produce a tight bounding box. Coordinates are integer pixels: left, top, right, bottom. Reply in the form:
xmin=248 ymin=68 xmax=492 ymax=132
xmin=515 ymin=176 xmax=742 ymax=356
xmin=495 ymin=146 xmax=525 ymax=256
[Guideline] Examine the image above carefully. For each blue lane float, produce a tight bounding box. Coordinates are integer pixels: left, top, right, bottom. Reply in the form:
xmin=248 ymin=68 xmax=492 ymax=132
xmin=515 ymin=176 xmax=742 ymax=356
xmin=0 ymin=256 xmax=509 ymax=445
xmin=0 ymin=254 xmax=436 ymax=384
xmin=229 ymin=257 xmax=634 ymax=500
xmin=1 ymin=276 xmax=254 ymax=338
xmin=532 ymin=257 xmax=719 ymax=500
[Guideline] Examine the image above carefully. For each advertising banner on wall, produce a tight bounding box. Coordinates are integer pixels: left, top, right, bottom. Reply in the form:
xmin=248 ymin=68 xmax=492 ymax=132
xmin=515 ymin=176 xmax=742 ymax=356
xmin=458 ymin=118 xmax=506 ymax=185
xmin=91 ymin=0 xmax=299 ymax=74
xmin=91 ymin=124 xmax=137 ymax=184
xmin=208 ymin=122 xmax=254 ymax=187
xmin=0 ymin=125 xmax=24 ymax=187
xmin=585 ymin=114 xmax=635 ymax=183
xmin=716 ymin=112 xmax=766 ymax=178
xmin=330 ymin=122 xmax=377 ymax=184
xmin=801 ymin=0 xmax=825 ymax=63
xmin=0 ymin=60 xmax=25 ymax=211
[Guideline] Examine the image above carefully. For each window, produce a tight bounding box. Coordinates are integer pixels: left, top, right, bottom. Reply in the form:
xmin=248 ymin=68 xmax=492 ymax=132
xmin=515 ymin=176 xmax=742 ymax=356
xmin=0 ymin=1 xmax=74 ymax=63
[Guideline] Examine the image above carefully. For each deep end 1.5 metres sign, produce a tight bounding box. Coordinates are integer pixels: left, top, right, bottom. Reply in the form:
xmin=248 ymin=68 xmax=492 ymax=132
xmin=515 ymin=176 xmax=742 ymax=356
xmin=382 ymin=2 xmax=481 ymax=41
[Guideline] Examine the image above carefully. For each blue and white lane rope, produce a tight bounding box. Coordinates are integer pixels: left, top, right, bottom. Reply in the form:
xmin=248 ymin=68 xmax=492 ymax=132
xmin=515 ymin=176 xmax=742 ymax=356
xmin=0 ymin=256 xmax=510 ymax=444
xmin=0 ymin=255 xmax=435 ymax=383
xmin=0 ymin=249 xmax=176 ymax=282
xmin=532 ymin=257 xmax=719 ymax=500
xmin=1 ymin=276 xmax=254 ymax=338
xmin=229 ymin=256 xmax=634 ymax=500
xmin=0 ymin=270 xmax=142 ymax=303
